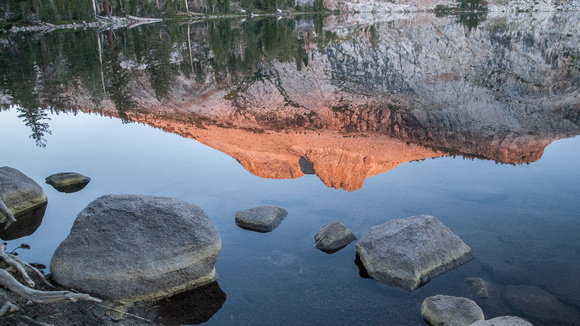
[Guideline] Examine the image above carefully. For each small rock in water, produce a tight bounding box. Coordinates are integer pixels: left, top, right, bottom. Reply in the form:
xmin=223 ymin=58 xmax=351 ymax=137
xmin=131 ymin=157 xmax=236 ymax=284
xmin=503 ymin=285 xmax=578 ymax=325
xmin=356 ymin=215 xmax=473 ymax=290
xmin=470 ymin=316 xmax=533 ymax=326
xmin=45 ymin=172 xmax=91 ymax=193
xmin=314 ymin=222 xmax=356 ymax=253
xmin=421 ymin=295 xmax=484 ymax=326
xmin=466 ymin=277 xmax=490 ymax=299
xmin=235 ymin=206 xmax=288 ymax=232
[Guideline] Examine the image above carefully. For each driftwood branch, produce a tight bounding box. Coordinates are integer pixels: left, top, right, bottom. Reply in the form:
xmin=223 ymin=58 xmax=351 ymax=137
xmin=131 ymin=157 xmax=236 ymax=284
xmin=0 ymin=198 xmax=17 ymax=229
xmin=0 ymin=244 xmax=101 ymax=304
xmin=0 ymin=244 xmax=34 ymax=287
xmin=8 ymin=254 xmax=55 ymax=289
xmin=0 ymin=268 xmax=101 ymax=303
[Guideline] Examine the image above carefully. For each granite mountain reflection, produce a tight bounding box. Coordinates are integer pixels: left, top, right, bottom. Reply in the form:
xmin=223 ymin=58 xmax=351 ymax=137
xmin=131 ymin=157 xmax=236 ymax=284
xmin=1 ymin=13 xmax=578 ymax=191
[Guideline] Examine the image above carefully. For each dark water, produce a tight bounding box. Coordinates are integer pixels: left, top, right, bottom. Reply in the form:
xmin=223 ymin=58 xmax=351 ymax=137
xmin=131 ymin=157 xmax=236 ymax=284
xmin=1 ymin=12 xmax=580 ymax=325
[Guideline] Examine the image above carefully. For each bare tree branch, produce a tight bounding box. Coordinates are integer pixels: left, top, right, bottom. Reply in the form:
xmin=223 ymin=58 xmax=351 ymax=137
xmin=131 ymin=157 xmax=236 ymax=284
xmin=0 ymin=198 xmax=17 ymax=229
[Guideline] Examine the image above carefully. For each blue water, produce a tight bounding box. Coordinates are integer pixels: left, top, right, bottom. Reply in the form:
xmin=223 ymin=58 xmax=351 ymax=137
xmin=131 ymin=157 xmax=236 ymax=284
xmin=1 ymin=108 xmax=579 ymax=325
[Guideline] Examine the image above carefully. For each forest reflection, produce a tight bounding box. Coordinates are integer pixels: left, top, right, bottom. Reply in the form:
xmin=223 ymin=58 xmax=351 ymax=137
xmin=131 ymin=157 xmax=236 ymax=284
xmin=0 ymin=16 xmax=327 ymax=132
xmin=1 ymin=14 xmax=578 ymax=190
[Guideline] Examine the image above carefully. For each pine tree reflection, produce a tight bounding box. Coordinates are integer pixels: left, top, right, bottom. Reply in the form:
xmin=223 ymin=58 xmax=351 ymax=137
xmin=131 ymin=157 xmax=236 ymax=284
xmin=16 ymin=106 xmax=52 ymax=147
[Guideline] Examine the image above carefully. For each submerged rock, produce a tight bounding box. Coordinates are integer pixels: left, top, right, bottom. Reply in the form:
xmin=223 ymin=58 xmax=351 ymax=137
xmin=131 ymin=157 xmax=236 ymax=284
xmin=45 ymin=172 xmax=91 ymax=193
xmin=503 ymin=285 xmax=578 ymax=325
xmin=356 ymin=215 xmax=473 ymax=290
xmin=422 ymin=295 xmax=484 ymax=326
xmin=470 ymin=316 xmax=533 ymax=326
xmin=0 ymin=166 xmax=47 ymax=232
xmin=50 ymin=194 xmax=221 ymax=301
xmin=314 ymin=222 xmax=356 ymax=253
xmin=466 ymin=277 xmax=490 ymax=299
xmin=235 ymin=206 xmax=288 ymax=232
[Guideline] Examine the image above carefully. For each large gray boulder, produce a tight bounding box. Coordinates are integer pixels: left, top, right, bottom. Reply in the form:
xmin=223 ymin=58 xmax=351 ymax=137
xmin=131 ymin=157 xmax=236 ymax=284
xmin=422 ymin=295 xmax=484 ymax=326
xmin=45 ymin=172 xmax=91 ymax=193
xmin=51 ymin=194 xmax=221 ymax=301
xmin=235 ymin=206 xmax=288 ymax=232
xmin=356 ymin=215 xmax=473 ymax=290
xmin=0 ymin=166 xmax=47 ymax=219
xmin=314 ymin=222 xmax=357 ymax=253
xmin=470 ymin=316 xmax=533 ymax=326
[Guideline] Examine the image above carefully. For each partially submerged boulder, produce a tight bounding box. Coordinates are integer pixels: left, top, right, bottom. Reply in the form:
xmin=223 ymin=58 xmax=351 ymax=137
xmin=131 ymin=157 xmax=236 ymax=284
xmin=470 ymin=316 xmax=533 ymax=326
xmin=45 ymin=172 xmax=91 ymax=193
xmin=235 ymin=206 xmax=288 ymax=232
xmin=51 ymin=194 xmax=221 ymax=301
xmin=503 ymin=285 xmax=578 ymax=325
xmin=356 ymin=215 xmax=473 ymax=291
xmin=422 ymin=295 xmax=484 ymax=326
xmin=314 ymin=222 xmax=356 ymax=253
xmin=0 ymin=167 xmax=47 ymax=232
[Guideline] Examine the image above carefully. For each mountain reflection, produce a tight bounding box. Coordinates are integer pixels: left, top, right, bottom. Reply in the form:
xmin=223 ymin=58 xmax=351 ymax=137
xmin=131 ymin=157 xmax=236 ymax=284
xmin=1 ymin=13 xmax=578 ymax=191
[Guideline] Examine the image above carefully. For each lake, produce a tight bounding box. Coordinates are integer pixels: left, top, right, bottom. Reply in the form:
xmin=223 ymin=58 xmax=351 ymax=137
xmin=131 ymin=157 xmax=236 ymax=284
xmin=1 ymin=12 xmax=579 ymax=325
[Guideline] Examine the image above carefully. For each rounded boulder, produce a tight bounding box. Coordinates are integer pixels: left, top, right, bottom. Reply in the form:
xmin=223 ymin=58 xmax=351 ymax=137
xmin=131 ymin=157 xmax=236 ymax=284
xmin=50 ymin=194 xmax=221 ymax=301
xmin=0 ymin=166 xmax=47 ymax=219
xmin=422 ymin=295 xmax=484 ymax=326
xmin=356 ymin=215 xmax=473 ymax=291
xmin=45 ymin=172 xmax=91 ymax=193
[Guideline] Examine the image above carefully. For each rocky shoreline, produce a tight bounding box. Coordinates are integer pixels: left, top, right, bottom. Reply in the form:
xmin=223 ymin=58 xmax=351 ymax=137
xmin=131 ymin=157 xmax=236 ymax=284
xmin=4 ymin=166 xmax=566 ymax=325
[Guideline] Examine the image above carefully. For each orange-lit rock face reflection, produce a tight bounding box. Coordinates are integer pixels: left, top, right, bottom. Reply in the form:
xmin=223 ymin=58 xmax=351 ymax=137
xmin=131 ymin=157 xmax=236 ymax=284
xmin=116 ymin=111 xmax=446 ymax=191
xmin=7 ymin=13 xmax=576 ymax=191
xmin=88 ymin=101 xmax=568 ymax=191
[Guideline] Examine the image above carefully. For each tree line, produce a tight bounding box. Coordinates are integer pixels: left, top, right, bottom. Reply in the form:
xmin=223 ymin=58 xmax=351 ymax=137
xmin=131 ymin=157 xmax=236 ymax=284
xmin=0 ymin=16 xmax=337 ymax=145
xmin=0 ymin=0 xmax=324 ymax=25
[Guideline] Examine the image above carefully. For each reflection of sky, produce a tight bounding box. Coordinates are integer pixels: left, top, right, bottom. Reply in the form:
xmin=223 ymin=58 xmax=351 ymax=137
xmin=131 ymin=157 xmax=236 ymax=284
xmin=2 ymin=108 xmax=579 ymax=263
xmin=2 ymin=109 xmax=579 ymax=324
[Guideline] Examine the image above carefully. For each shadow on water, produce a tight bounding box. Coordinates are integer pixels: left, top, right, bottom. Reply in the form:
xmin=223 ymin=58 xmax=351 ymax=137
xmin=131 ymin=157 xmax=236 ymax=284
xmin=354 ymin=253 xmax=371 ymax=279
xmin=155 ymin=281 xmax=227 ymax=325
xmin=0 ymin=202 xmax=47 ymax=241
xmin=45 ymin=183 xmax=89 ymax=193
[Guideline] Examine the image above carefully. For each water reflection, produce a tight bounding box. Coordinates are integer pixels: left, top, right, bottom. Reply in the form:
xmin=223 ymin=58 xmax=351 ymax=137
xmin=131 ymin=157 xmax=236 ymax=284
xmin=16 ymin=106 xmax=52 ymax=148
xmin=45 ymin=182 xmax=90 ymax=194
xmin=0 ymin=203 xmax=47 ymax=241
xmin=155 ymin=282 xmax=227 ymax=325
xmin=0 ymin=13 xmax=578 ymax=191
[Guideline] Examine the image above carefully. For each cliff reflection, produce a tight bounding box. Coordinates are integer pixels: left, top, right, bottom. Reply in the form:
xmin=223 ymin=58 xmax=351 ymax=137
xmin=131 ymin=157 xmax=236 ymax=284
xmin=1 ymin=13 xmax=578 ymax=190
xmin=117 ymin=110 xmax=445 ymax=191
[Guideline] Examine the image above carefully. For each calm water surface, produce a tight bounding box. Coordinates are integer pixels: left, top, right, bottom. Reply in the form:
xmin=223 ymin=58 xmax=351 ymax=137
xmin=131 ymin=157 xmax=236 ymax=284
xmin=1 ymin=12 xmax=579 ymax=325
